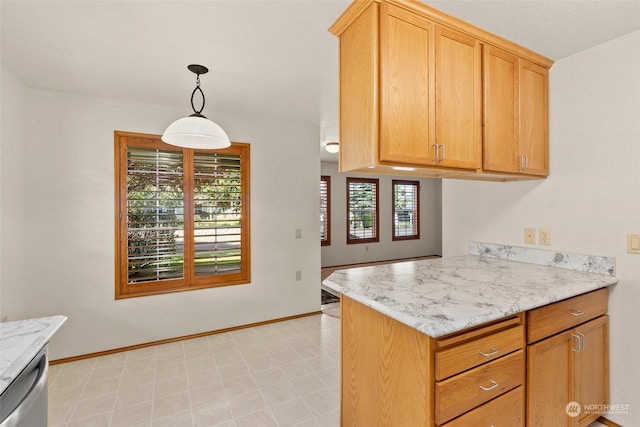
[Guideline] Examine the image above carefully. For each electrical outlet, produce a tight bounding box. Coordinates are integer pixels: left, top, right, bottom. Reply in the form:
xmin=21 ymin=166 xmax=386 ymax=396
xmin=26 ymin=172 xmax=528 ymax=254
xmin=628 ymin=233 xmax=640 ymax=254
xmin=539 ymin=228 xmax=551 ymax=246
xmin=525 ymin=228 xmax=536 ymax=244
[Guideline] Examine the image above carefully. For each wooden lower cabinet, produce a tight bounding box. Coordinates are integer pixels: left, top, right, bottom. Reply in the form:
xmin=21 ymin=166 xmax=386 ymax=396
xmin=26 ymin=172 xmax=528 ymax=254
xmin=442 ymin=386 xmax=525 ymax=427
xmin=340 ymin=289 xmax=609 ymax=427
xmin=527 ymin=315 xmax=609 ymax=427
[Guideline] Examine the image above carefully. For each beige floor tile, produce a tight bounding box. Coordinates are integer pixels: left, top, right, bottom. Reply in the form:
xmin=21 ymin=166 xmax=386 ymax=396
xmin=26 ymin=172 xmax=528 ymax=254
xmin=154 ymin=362 xmax=186 ymax=381
xmin=67 ymin=411 xmax=111 ymax=427
xmin=302 ymin=389 xmax=339 ymax=417
xmin=228 ymin=389 xmax=267 ymax=418
xmin=154 ymin=376 xmax=188 ymax=399
xmin=189 ymin=383 xmax=226 ymax=408
xmin=151 ymin=410 xmax=193 ymax=427
xmin=151 ymin=391 xmax=191 ymax=420
xmin=251 ymin=367 xmax=288 ymax=388
xmin=260 ymin=381 xmax=299 ymax=407
xmin=114 ymin=383 xmax=154 ymax=410
xmin=70 ymin=393 xmax=117 ymax=421
xmin=110 ymin=401 xmax=153 ymax=427
xmin=234 ymin=408 xmax=278 ymax=427
xmin=81 ymin=376 xmax=122 ymax=400
xmin=217 ymin=361 xmax=250 ymax=381
xmin=191 ymin=400 xmax=233 ymax=426
xmin=270 ymin=397 xmax=315 ymax=426
xmin=222 ymin=374 xmax=258 ymax=397
xmin=187 ymin=366 xmax=220 ymax=389
xmin=120 ymin=369 xmax=155 ymax=390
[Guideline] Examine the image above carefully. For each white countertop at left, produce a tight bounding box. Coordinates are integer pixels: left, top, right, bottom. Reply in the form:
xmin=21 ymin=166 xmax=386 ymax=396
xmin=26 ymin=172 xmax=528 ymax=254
xmin=0 ymin=315 xmax=67 ymax=394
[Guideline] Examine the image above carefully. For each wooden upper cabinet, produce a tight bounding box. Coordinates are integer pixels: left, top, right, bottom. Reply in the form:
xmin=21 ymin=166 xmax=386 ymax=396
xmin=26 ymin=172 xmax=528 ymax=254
xmin=519 ymin=59 xmax=549 ymax=176
xmin=434 ymin=26 xmax=482 ymax=170
xmin=379 ymin=3 xmax=435 ymax=165
xmin=483 ymin=45 xmax=549 ymax=176
xmin=330 ymin=0 xmax=552 ymax=180
xmin=483 ymin=45 xmax=519 ymax=173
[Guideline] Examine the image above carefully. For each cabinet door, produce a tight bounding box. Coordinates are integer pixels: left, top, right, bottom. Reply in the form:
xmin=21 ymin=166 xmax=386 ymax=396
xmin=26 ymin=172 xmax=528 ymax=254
xmin=483 ymin=45 xmax=519 ymax=173
xmin=574 ymin=316 xmax=609 ymax=426
xmin=519 ymin=59 xmax=549 ymax=176
xmin=527 ymin=328 xmax=573 ymax=426
xmin=379 ymin=3 xmax=434 ymax=165
xmin=435 ymin=26 xmax=482 ymax=170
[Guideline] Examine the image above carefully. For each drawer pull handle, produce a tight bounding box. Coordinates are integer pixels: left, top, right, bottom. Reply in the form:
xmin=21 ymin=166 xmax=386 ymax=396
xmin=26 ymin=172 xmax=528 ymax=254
xmin=479 ymin=348 xmax=499 ymax=357
xmin=571 ymin=333 xmax=582 ymax=352
xmin=479 ymin=380 xmax=499 ymax=391
xmin=570 ymin=310 xmax=585 ymax=316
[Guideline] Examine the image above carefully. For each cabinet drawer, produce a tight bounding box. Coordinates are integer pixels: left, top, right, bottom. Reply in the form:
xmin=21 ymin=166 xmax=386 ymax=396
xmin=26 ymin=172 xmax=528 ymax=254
xmin=435 ymin=325 xmax=523 ymax=380
xmin=527 ymin=288 xmax=607 ymax=344
xmin=435 ymin=350 xmax=524 ymax=425
xmin=440 ymin=385 xmax=524 ymax=427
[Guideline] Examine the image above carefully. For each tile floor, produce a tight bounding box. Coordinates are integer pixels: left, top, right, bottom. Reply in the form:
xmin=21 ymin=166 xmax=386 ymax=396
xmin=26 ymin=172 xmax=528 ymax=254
xmin=47 ymin=313 xmax=340 ymax=427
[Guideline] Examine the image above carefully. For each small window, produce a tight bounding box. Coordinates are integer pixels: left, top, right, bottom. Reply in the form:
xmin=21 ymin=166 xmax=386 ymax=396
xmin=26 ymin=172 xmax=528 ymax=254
xmin=347 ymin=177 xmax=379 ymax=244
xmin=320 ymin=176 xmax=331 ymax=246
xmin=115 ymin=131 xmax=250 ymax=299
xmin=392 ymin=180 xmax=420 ymax=241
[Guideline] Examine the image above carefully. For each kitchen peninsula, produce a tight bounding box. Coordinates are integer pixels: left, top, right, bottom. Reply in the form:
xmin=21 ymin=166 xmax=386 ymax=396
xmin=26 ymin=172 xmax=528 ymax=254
xmin=323 ymin=243 xmax=618 ymax=426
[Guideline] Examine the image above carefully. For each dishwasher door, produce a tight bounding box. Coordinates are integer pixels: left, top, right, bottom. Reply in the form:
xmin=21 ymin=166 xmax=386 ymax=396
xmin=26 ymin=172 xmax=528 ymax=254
xmin=0 ymin=345 xmax=48 ymax=427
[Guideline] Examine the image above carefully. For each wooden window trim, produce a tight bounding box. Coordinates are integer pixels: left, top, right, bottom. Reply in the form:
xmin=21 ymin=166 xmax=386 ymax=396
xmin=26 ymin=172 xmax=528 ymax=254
xmin=392 ymin=180 xmax=420 ymax=241
xmin=321 ymin=175 xmax=331 ymax=246
xmin=114 ymin=131 xmax=250 ymax=299
xmin=346 ymin=177 xmax=380 ymax=245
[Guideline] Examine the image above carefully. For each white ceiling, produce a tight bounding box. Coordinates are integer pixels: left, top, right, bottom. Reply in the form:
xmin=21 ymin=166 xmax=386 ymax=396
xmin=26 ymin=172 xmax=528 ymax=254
xmin=2 ymin=0 xmax=639 ymax=162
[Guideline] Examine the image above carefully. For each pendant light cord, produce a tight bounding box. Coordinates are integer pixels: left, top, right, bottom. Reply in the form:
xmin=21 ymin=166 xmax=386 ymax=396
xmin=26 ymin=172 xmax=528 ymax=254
xmin=190 ymin=74 xmax=206 ymax=115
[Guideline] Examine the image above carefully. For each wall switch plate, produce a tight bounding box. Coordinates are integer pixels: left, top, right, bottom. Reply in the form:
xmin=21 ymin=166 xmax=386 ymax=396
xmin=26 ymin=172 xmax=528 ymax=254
xmin=295 ymin=229 xmax=302 ymax=239
xmin=525 ymin=228 xmax=536 ymax=244
xmin=539 ymin=228 xmax=551 ymax=246
xmin=295 ymin=270 xmax=302 ymax=281
xmin=628 ymin=234 xmax=640 ymax=254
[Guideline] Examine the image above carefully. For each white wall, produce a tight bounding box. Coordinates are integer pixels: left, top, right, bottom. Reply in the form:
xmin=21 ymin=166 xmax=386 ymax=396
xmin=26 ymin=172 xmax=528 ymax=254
xmin=442 ymin=30 xmax=640 ymax=425
xmin=0 ymin=66 xmax=28 ymax=320
xmin=321 ymin=161 xmax=442 ymax=267
xmin=0 ymin=73 xmax=322 ymax=360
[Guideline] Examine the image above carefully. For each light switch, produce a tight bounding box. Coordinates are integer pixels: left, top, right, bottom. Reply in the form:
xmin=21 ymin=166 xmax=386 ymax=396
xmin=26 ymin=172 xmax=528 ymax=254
xmin=295 ymin=229 xmax=302 ymax=239
xmin=628 ymin=234 xmax=640 ymax=254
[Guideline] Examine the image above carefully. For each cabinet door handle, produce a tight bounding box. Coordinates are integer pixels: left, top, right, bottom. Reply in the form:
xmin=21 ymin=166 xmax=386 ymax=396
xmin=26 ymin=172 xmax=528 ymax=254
xmin=570 ymin=310 xmax=585 ymax=316
xmin=440 ymin=144 xmax=446 ymax=161
xmin=432 ymin=144 xmax=439 ymax=162
xmin=524 ymin=155 xmax=529 ymax=169
xmin=577 ymin=332 xmax=586 ymax=351
xmin=479 ymin=380 xmax=499 ymax=391
xmin=479 ymin=347 xmax=499 ymax=357
xmin=571 ymin=333 xmax=582 ymax=352
xmin=517 ymin=154 xmax=523 ymax=170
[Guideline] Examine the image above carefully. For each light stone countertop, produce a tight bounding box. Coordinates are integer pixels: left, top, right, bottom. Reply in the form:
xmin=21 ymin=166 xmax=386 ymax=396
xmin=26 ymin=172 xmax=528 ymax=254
xmin=322 ymin=255 xmax=618 ymax=338
xmin=0 ymin=315 xmax=67 ymax=394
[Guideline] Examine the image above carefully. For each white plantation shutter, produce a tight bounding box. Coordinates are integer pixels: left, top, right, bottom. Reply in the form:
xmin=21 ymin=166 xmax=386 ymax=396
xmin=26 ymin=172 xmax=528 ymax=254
xmin=346 ymin=177 xmax=379 ymax=244
xmin=392 ymin=180 xmax=420 ymax=240
xmin=320 ymin=176 xmax=330 ymax=246
xmin=126 ymin=148 xmax=184 ymax=283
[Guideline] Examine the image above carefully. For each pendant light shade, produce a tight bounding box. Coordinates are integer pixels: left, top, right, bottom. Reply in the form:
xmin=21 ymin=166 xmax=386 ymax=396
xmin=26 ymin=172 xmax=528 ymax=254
xmin=162 ymin=64 xmax=231 ymax=150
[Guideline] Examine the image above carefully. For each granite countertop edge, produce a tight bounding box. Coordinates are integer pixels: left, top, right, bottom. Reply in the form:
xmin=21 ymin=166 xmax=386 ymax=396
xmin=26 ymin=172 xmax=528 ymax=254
xmin=0 ymin=315 xmax=67 ymax=395
xmin=322 ymin=255 xmax=619 ymax=338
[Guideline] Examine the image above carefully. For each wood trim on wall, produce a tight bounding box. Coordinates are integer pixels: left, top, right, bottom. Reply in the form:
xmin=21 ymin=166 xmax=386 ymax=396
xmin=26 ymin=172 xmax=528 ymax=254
xmin=50 ymin=311 xmax=322 ymax=365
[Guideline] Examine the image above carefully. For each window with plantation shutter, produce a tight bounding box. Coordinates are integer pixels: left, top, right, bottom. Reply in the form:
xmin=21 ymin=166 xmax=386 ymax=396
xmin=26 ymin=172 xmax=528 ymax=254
xmin=115 ymin=131 xmax=250 ymax=299
xmin=346 ymin=177 xmax=379 ymax=244
xmin=320 ymin=176 xmax=331 ymax=246
xmin=392 ymin=180 xmax=420 ymax=241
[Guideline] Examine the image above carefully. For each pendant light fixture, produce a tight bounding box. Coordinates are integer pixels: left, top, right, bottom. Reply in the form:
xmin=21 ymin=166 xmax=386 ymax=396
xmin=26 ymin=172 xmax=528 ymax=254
xmin=162 ymin=64 xmax=231 ymax=149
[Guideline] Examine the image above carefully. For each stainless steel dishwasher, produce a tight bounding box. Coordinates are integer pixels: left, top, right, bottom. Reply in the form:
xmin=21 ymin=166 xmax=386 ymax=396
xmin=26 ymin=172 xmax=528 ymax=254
xmin=0 ymin=345 xmax=48 ymax=427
